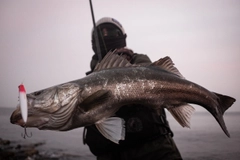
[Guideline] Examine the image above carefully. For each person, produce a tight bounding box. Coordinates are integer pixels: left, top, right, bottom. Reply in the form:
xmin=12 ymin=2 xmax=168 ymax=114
xmin=84 ymin=17 xmax=182 ymax=160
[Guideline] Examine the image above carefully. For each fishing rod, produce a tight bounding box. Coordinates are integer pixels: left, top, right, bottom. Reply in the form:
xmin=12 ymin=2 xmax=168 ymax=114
xmin=89 ymin=0 xmax=102 ymax=61
xmin=83 ymin=1 xmax=102 ymax=142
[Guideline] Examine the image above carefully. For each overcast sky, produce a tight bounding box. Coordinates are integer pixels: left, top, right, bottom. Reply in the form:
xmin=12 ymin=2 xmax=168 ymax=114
xmin=0 ymin=0 xmax=239 ymax=112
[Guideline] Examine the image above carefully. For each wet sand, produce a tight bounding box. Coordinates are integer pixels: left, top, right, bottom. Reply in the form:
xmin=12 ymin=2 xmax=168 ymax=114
xmin=1 ymin=107 xmax=240 ymax=160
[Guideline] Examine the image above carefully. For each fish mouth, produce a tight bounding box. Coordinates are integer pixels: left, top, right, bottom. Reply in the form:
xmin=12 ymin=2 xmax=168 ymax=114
xmin=11 ymin=116 xmax=49 ymax=129
xmin=10 ymin=110 xmax=49 ymax=129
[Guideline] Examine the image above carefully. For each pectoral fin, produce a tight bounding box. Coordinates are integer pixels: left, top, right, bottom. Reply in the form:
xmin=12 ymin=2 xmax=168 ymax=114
xmin=80 ymin=90 xmax=112 ymax=112
xmin=95 ymin=117 xmax=125 ymax=144
xmin=167 ymin=104 xmax=195 ymax=128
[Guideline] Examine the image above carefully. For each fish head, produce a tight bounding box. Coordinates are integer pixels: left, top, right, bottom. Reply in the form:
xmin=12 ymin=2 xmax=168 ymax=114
xmin=10 ymin=83 xmax=80 ymax=130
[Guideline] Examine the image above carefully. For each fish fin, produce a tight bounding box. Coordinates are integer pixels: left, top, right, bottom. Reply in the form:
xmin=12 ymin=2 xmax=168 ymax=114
xmin=151 ymin=56 xmax=185 ymax=79
xmin=94 ymin=50 xmax=132 ymax=72
xmin=167 ymin=104 xmax=195 ymax=128
xmin=214 ymin=92 xmax=236 ymax=114
xmin=215 ymin=114 xmax=230 ymax=137
xmin=212 ymin=92 xmax=235 ymax=137
xmin=80 ymin=90 xmax=112 ymax=112
xmin=95 ymin=117 xmax=125 ymax=144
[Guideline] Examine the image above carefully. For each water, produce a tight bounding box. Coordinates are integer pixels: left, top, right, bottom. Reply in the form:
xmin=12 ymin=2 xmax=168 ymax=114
xmin=1 ymin=107 xmax=240 ymax=160
xmin=169 ymin=111 xmax=240 ymax=160
xmin=0 ymin=107 xmax=94 ymax=160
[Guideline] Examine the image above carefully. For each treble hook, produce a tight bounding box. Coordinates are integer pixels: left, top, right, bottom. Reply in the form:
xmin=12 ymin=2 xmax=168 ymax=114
xmin=21 ymin=125 xmax=32 ymax=139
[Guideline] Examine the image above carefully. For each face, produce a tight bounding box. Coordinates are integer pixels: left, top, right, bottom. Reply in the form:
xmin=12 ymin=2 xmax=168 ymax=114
xmin=10 ymin=83 xmax=80 ymax=130
xmin=99 ymin=23 xmax=122 ymax=37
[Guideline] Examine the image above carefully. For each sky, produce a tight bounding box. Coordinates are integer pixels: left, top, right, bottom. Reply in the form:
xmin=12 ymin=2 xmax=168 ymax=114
xmin=0 ymin=0 xmax=239 ymax=112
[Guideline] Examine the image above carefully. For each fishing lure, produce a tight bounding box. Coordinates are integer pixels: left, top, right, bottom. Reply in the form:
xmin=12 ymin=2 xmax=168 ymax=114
xmin=18 ymin=84 xmax=32 ymax=138
xmin=18 ymin=84 xmax=28 ymax=123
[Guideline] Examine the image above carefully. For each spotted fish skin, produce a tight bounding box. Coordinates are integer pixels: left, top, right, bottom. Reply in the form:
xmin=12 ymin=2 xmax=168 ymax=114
xmin=10 ymin=51 xmax=236 ymax=139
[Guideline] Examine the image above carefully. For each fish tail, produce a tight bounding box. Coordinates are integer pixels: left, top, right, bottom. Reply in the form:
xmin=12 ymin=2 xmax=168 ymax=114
xmin=214 ymin=92 xmax=236 ymax=115
xmin=216 ymin=114 xmax=230 ymax=137
xmin=214 ymin=92 xmax=236 ymax=137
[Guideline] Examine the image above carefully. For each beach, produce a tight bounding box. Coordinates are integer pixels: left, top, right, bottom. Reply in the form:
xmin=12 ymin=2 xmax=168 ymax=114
xmin=1 ymin=107 xmax=240 ymax=160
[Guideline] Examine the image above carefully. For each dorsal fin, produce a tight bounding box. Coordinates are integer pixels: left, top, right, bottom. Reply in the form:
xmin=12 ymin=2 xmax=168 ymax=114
xmin=94 ymin=50 xmax=132 ymax=72
xmin=151 ymin=56 xmax=185 ymax=79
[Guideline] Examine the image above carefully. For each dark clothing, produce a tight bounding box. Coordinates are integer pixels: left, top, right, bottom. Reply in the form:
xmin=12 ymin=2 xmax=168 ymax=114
xmin=84 ymin=51 xmax=182 ymax=160
xmin=97 ymin=134 xmax=182 ymax=160
xmin=84 ymin=106 xmax=181 ymax=160
xmin=92 ymin=23 xmax=127 ymax=60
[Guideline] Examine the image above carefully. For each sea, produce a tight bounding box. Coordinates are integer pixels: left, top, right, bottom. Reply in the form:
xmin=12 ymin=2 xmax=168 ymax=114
xmin=1 ymin=107 xmax=240 ymax=160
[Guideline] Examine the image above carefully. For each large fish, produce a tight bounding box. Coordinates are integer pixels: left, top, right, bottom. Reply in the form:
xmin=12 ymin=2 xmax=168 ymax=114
xmin=10 ymin=51 xmax=236 ymax=143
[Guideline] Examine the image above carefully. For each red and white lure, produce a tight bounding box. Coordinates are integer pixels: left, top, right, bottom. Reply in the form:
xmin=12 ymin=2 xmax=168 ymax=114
xmin=18 ymin=84 xmax=28 ymax=123
xmin=18 ymin=83 xmax=32 ymax=138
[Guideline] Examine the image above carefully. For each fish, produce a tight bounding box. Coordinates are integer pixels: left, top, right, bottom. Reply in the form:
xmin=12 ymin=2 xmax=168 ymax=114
xmin=18 ymin=83 xmax=28 ymax=123
xmin=10 ymin=50 xmax=236 ymax=143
